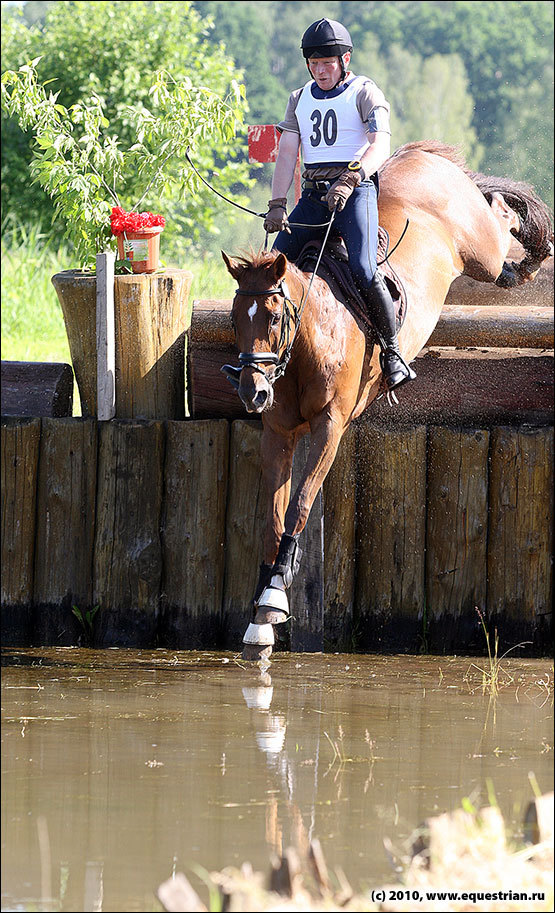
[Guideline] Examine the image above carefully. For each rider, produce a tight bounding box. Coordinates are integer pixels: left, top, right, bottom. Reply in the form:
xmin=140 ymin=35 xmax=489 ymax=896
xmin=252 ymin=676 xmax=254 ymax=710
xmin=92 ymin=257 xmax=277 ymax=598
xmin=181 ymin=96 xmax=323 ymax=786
xmin=264 ymin=17 xmax=414 ymax=392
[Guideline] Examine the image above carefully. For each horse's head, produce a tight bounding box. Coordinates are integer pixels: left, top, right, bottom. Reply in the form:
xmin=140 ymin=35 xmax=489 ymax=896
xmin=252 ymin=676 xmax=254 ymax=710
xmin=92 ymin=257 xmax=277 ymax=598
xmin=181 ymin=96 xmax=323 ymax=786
xmin=222 ymin=250 xmax=291 ymax=414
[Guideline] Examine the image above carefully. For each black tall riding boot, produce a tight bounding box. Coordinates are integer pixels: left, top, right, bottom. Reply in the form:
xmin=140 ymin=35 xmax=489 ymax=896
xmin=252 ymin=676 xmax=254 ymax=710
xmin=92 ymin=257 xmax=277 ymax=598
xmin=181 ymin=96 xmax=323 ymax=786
xmin=365 ymin=272 xmax=416 ymax=392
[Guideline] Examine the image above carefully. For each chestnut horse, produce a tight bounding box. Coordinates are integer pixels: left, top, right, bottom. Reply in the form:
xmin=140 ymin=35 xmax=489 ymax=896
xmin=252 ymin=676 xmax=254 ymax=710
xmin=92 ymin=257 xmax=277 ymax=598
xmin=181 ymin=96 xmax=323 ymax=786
xmin=221 ymin=142 xmax=553 ymax=659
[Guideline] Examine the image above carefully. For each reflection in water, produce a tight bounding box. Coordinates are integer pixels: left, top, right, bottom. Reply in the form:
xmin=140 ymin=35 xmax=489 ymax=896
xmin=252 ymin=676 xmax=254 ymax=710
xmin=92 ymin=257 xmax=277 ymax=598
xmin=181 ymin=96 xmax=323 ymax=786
xmin=1 ymin=649 xmax=552 ymax=912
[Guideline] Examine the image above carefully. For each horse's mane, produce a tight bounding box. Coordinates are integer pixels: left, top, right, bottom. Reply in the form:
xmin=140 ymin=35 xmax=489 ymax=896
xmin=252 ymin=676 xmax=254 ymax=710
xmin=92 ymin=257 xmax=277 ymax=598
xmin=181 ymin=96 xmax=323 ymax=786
xmin=231 ymin=247 xmax=306 ymax=283
xmin=392 ymin=141 xmax=554 ymax=266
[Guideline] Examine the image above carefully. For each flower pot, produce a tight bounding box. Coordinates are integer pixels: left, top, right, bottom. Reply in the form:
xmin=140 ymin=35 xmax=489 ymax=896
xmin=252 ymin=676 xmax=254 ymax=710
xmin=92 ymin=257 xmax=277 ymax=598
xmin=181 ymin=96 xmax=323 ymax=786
xmin=116 ymin=226 xmax=163 ymax=274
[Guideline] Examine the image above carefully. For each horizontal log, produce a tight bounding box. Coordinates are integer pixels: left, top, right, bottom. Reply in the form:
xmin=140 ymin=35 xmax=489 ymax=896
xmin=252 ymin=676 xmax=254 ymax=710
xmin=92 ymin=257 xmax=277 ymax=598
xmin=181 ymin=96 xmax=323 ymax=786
xmin=369 ymin=348 xmax=553 ymax=427
xmin=431 ymin=305 xmax=553 ymax=349
xmin=190 ymin=338 xmax=553 ymax=425
xmin=1 ymin=361 xmax=73 ymax=417
xmin=191 ymin=300 xmax=554 ymax=350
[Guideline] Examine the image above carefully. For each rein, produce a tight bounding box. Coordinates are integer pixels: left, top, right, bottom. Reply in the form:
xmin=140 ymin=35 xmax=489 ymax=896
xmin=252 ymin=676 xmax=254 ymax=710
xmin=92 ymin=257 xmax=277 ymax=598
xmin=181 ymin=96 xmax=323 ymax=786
xmin=186 ymin=148 xmax=409 ymax=388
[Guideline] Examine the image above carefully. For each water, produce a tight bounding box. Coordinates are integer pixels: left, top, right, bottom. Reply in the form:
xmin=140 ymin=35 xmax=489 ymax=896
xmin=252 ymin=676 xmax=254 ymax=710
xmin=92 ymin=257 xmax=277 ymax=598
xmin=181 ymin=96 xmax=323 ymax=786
xmin=1 ymin=649 xmax=552 ymax=912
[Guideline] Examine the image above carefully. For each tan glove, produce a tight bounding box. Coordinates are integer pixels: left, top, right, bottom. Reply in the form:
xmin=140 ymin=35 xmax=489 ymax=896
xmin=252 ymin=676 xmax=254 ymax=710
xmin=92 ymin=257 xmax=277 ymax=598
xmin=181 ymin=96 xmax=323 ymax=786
xmin=324 ymin=170 xmax=362 ymax=212
xmin=264 ymin=198 xmax=290 ymax=233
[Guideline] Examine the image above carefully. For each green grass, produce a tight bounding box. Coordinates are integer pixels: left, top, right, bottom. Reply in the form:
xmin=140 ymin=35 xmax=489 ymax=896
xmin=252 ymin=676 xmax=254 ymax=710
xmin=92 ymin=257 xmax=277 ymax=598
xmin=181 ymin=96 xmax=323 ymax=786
xmin=1 ymin=218 xmax=240 ymax=411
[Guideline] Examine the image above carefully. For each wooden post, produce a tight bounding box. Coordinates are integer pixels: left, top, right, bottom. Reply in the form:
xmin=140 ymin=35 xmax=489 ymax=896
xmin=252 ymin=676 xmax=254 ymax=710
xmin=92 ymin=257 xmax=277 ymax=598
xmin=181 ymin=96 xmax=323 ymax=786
xmin=1 ymin=417 xmax=41 ymax=644
xmin=33 ymin=418 xmax=98 ymax=644
xmin=323 ymin=426 xmax=356 ymax=651
xmin=426 ymin=427 xmax=490 ymax=651
xmin=114 ymin=270 xmax=193 ymax=419
xmin=289 ymin=435 xmax=325 ymax=652
xmin=93 ymin=420 xmax=165 ymax=646
xmin=487 ymin=426 xmax=553 ymax=649
xmin=160 ymin=420 xmax=229 ymax=647
xmin=96 ymin=251 xmax=116 ymax=421
xmin=222 ymin=420 xmax=266 ymax=648
xmin=354 ymin=423 xmax=427 ymax=652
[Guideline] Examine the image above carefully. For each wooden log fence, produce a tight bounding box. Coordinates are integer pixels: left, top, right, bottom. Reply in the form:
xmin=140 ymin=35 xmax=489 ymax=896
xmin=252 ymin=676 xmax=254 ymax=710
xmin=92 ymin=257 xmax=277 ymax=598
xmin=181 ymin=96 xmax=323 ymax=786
xmin=1 ymin=415 xmax=552 ymax=654
xmin=190 ymin=298 xmax=554 ymax=422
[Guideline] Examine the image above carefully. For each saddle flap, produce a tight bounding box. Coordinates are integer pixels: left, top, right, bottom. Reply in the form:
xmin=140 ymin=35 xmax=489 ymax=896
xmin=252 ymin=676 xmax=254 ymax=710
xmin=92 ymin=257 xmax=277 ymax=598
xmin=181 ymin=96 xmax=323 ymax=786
xmin=295 ymin=227 xmax=407 ymax=335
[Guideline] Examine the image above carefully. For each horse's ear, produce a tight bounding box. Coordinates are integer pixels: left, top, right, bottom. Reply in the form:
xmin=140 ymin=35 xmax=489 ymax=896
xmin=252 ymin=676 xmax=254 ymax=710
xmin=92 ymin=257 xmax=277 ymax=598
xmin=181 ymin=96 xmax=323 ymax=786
xmin=221 ymin=250 xmax=243 ymax=280
xmin=272 ymin=252 xmax=288 ymax=282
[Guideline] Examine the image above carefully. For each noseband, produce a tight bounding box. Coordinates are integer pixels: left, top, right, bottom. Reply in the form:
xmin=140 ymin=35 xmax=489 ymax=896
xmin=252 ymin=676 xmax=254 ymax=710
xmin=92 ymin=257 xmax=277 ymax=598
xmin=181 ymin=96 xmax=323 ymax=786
xmin=221 ymin=278 xmax=305 ymax=390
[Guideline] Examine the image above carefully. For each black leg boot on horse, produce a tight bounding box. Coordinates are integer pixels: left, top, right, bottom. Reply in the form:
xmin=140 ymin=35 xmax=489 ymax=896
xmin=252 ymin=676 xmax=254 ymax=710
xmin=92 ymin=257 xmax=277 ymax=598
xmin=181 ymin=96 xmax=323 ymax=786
xmin=365 ymin=271 xmax=416 ymax=392
xmin=242 ymin=534 xmax=302 ymax=661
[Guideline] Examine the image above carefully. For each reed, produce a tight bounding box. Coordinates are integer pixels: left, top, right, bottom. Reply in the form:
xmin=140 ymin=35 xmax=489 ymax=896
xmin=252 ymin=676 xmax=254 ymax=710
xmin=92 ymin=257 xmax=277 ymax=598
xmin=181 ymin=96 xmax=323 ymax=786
xmin=465 ymin=606 xmax=532 ymax=695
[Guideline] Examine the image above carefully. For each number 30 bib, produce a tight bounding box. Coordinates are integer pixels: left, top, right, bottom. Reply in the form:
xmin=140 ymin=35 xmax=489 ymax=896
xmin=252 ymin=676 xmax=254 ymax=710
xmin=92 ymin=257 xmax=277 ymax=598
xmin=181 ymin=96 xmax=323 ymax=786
xmin=296 ymin=75 xmax=370 ymax=165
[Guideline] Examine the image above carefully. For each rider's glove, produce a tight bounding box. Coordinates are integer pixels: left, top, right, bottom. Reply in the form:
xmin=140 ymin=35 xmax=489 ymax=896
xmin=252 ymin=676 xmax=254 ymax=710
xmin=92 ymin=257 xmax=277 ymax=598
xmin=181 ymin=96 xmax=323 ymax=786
xmin=264 ymin=198 xmax=291 ymax=234
xmin=324 ymin=170 xmax=363 ymax=212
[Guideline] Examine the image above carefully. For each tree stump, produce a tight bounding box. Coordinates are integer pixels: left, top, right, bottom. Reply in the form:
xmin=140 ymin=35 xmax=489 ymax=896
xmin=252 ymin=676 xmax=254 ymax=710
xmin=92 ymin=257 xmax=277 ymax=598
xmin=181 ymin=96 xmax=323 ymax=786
xmin=51 ymin=269 xmax=193 ymax=418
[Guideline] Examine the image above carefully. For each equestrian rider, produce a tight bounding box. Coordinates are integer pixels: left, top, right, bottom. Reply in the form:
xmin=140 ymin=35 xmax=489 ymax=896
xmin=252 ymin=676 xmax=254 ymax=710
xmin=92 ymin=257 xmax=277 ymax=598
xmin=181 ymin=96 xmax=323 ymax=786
xmin=264 ymin=17 xmax=415 ymax=392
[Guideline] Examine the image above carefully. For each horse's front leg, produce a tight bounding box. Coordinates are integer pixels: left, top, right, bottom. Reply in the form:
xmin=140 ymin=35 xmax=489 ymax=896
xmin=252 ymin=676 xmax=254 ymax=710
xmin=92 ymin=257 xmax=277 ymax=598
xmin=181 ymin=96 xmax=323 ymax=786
xmin=242 ymin=424 xmax=297 ymax=659
xmin=254 ymin=410 xmax=344 ymax=626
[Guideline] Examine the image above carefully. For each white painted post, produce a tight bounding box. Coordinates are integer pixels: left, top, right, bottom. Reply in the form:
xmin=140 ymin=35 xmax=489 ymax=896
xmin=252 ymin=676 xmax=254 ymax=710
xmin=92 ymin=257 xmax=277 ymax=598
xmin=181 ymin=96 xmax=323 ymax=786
xmin=96 ymin=251 xmax=116 ymax=420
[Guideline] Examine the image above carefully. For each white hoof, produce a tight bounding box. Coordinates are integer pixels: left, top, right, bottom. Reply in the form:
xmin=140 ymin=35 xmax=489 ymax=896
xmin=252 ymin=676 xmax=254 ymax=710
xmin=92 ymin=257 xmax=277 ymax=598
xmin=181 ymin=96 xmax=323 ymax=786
xmin=243 ymin=622 xmax=275 ymax=646
xmin=255 ymin=714 xmax=286 ymax=753
xmin=242 ymin=686 xmax=273 ymax=710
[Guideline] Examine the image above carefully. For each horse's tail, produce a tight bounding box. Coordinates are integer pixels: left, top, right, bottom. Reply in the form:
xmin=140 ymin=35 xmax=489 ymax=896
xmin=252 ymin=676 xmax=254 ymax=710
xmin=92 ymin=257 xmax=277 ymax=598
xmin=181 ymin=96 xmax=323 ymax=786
xmin=392 ymin=141 xmax=554 ymax=276
xmin=467 ymin=169 xmax=554 ymax=274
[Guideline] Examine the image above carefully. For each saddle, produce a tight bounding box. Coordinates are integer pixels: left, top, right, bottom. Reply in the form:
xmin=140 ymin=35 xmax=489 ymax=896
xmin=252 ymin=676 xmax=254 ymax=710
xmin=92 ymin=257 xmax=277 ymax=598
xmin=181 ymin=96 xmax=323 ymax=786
xmin=295 ymin=226 xmax=407 ymax=336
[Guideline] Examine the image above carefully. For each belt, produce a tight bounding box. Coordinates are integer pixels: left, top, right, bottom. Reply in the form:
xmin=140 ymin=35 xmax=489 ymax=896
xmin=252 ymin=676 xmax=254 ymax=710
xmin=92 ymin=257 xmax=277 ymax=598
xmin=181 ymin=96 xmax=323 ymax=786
xmin=303 ymin=177 xmax=373 ymax=193
xmin=303 ymin=179 xmax=333 ymax=193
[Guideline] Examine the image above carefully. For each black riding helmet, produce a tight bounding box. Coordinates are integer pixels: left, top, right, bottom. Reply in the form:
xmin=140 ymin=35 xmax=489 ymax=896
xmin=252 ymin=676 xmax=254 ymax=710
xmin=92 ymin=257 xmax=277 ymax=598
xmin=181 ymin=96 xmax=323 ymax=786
xmin=301 ymin=18 xmax=353 ymax=82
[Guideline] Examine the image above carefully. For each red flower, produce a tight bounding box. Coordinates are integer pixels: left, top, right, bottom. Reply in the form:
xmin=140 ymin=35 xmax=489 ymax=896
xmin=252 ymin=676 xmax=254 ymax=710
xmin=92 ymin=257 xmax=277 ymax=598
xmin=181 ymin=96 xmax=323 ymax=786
xmin=110 ymin=207 xmax=166 ymax=234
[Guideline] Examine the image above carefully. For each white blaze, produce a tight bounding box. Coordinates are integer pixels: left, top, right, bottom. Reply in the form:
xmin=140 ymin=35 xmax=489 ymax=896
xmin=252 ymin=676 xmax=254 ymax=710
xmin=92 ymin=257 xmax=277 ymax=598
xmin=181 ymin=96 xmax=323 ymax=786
xmin=248 ymin=300 xmax=258 ymax=321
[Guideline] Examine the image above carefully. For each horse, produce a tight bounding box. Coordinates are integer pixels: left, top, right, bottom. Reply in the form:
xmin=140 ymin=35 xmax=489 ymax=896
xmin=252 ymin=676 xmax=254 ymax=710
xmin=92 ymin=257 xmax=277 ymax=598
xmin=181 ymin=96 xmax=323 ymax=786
xmin=221 ymin=141 xmax=553 ymax=660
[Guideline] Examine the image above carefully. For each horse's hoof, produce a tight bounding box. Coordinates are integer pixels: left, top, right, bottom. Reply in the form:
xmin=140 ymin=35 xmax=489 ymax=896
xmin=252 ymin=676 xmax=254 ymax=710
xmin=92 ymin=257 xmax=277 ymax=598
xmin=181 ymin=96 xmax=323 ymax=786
xmin=242 ymin=644 xmax=273 ymax=661
xmin=254 ymin=607 xmax=290 ymax=625
xmin=242 ymin=622 xmax=274 ymax=662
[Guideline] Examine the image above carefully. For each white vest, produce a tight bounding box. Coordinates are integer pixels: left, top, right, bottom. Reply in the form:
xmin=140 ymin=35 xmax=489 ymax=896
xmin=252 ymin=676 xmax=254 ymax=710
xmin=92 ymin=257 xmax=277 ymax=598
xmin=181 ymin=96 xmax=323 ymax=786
xmin=296 ymin=75 xmax=370 ymax=165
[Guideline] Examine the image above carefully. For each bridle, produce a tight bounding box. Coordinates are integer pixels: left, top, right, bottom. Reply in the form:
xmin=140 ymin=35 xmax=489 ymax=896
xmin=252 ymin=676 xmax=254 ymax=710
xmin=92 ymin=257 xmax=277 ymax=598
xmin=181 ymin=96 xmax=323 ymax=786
xmin=221 ymin=210 xmax=336 ymax=391
xmin=234 ymin=278 xmax=305 ymax=383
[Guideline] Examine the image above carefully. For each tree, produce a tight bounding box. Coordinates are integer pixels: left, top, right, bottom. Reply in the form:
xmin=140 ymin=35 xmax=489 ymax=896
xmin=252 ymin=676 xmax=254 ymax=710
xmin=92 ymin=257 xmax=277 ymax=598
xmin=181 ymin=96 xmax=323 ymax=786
xmin=340 ymin=0 xmax=554 ymax=202
xmin=1 ymin=1 xmax=253 ymax=255
xmin=358 ymin=38 xmax=481 ymax=165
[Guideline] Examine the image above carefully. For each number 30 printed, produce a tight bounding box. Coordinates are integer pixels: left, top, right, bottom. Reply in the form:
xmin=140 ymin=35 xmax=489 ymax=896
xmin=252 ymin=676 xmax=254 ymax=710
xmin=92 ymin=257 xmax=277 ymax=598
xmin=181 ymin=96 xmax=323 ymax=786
xmin=309 ymin=109 xmax=338 ymax=147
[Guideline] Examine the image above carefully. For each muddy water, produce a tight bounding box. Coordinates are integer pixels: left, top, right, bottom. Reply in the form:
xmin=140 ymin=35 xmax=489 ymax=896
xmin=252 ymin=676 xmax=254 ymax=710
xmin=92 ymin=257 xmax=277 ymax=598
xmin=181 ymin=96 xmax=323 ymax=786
xmin=1 ymin=649 xmax=552 ymax=912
